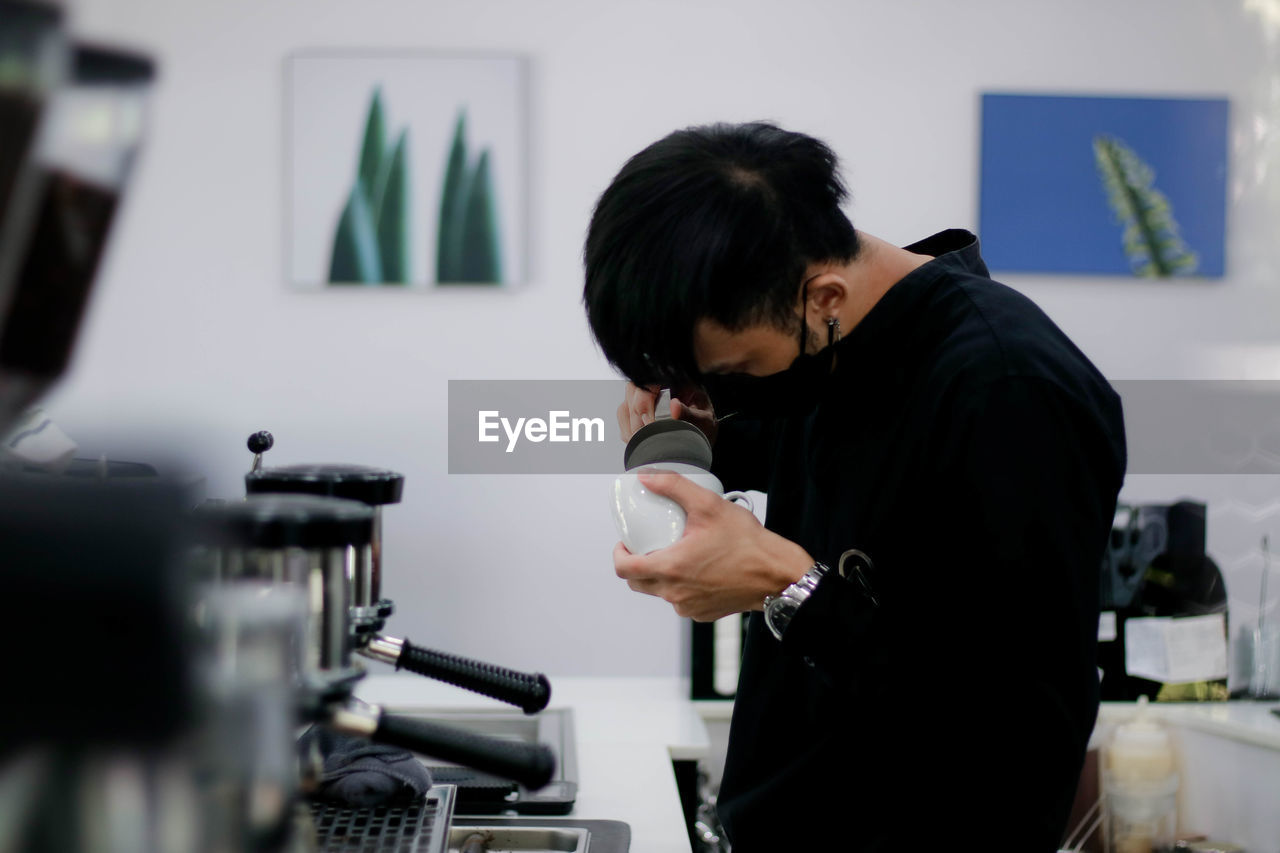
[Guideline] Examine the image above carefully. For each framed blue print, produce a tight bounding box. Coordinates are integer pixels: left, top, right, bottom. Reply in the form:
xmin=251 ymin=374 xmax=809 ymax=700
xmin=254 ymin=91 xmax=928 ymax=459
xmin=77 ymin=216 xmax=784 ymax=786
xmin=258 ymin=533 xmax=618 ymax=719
xmin=979 ymin=93 xmax=1229 ymax=278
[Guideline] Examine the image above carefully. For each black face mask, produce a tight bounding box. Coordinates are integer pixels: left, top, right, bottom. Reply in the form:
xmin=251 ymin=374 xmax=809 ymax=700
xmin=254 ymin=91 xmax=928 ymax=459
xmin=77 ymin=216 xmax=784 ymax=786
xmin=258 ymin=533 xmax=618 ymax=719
xmin=701 ymin=315 xmax=840 ymax=420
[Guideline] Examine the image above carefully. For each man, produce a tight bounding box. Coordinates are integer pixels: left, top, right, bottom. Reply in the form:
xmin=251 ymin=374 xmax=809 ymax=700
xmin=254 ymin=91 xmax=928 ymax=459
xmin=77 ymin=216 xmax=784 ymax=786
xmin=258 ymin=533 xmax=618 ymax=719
xmin=583 ymin=122 xmax=1125 ymax=850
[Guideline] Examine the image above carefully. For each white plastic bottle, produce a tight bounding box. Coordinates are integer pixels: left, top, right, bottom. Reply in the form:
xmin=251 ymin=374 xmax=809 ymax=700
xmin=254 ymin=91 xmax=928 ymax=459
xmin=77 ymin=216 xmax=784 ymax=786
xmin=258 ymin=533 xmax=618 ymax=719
xmin=1103 ymin=696 xmax=1179 ymax=853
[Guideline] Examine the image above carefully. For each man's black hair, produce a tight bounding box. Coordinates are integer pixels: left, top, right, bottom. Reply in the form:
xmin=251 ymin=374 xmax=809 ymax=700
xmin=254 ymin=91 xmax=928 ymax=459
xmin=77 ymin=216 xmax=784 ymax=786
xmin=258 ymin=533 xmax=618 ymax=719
xmin=583 ymin=121 xmax=860 ymax=387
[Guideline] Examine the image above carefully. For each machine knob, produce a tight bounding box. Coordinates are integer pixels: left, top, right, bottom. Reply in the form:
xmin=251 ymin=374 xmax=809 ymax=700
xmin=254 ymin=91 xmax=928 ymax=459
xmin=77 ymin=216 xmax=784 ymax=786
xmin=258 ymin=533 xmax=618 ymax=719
xmin=247 ymin=431 xmax=274 ymax=454
xmin=248 ymin=430 xmax=274 ymax=473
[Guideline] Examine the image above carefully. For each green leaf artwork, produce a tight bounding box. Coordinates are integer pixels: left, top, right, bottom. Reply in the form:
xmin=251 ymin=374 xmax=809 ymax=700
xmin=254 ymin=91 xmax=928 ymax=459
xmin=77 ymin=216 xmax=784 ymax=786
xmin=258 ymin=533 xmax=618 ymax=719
xmin=459 ymin=149 xmax=502 ymax=283
xmin=358 ymin=88 xmax=386 ymax=208
xmin=375 ymin=129 xmax=411 ymax=284
xmin=328 ymin=180 xmax=383 ymax=284
xmin=328 ymin=86 xmax=412 ymax=285
xmin=1093 ymin=134 xmax=1198 ymax=278
xmin=436 ymin=112 xmax=471 ymax=284
xmin=436 ymin=107 xmax=504 ymax=285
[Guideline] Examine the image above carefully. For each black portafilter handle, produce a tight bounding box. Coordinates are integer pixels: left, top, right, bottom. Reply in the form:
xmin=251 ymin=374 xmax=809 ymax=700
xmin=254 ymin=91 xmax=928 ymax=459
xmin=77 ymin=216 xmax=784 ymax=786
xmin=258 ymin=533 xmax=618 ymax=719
xmin=361 ymin=636 xmax=551 ymax=715
xmin=331 ymin=703 xmax=556 ymax=791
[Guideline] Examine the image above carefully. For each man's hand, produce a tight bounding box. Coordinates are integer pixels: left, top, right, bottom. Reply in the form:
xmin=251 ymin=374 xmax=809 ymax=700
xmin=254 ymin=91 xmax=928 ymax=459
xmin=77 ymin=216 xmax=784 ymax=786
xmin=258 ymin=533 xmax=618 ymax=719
xmin=617 ymin=383 xmax=718 ymax=445
xmin=612 ymin=470 xmax=811 ymax=621
xmin=617 ymin=383 xmax=661 ymax=440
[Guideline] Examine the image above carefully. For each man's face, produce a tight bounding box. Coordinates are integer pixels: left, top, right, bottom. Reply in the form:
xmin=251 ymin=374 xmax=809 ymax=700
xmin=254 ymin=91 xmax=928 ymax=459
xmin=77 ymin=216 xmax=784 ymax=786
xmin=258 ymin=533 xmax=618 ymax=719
xmin=692 ymin=317 xmax=805 ymax=377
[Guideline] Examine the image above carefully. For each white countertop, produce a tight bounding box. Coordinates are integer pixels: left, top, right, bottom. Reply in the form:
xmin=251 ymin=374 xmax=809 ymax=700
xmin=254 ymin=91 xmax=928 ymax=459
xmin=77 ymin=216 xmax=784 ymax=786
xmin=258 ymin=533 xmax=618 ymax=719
xmin=355 ymin=675 xmax=710 ymax=853
xmin=1098 ymin=699 xmax=1280 ymax=750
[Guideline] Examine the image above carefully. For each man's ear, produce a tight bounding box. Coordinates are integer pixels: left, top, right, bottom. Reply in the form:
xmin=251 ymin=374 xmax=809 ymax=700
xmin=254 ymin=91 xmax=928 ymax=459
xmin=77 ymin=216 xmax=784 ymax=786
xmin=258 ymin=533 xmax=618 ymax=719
xmin=804 ymin=272 xmax=849 ymax=319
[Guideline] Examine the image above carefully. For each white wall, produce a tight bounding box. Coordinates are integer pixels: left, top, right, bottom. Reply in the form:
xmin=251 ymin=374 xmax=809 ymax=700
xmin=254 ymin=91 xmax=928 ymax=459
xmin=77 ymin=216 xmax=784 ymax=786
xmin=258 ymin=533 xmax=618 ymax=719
xmin=45 ymin=0 xmax=1280 ymax=677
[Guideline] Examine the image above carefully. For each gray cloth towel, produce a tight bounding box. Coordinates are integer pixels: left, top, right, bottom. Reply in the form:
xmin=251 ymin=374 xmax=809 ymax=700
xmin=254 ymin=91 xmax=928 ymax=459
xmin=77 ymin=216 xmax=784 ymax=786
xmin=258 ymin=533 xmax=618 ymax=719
xmin=299 ymin=725 xmax=433 ymax=807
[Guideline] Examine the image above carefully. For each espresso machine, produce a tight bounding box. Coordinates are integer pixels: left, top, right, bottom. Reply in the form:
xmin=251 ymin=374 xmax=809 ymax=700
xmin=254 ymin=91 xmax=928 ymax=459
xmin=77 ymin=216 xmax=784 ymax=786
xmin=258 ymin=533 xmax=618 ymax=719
xmin=0 ymin=5 xmax=563 ymax=849
xmin=189 ymin=490 xmax=556 ymax=777
xmin=243 ymin=429 xmax=553 ymax=715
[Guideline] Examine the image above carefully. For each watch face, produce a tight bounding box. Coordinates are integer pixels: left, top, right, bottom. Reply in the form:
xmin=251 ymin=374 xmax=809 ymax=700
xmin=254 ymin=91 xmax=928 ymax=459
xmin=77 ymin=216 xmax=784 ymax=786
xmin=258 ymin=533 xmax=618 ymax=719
xmin=765 ymin=563 xmax=831 ymax=640
xmin=765 ymin=598 xmax=791 ymax=640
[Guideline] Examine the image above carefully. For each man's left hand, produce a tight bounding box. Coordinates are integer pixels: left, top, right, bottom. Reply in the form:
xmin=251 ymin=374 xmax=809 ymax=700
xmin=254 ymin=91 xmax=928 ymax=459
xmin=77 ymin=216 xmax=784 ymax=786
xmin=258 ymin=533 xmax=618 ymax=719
xmin=613 ymin=470 xmax=813 ymax=621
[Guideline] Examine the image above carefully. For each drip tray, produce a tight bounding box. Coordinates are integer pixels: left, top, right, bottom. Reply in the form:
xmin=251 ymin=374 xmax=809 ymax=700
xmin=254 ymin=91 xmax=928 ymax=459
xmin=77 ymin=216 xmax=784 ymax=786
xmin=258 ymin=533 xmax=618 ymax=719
xmin=448 ymin=819 xmax=630 ymax=853
xmin=309 ymin=786 xmax=456 ymax=853
xmin=447 ymin=826 xmax=584 ymax=852
xmin=305 ymin=790 xmax=630 ymax=853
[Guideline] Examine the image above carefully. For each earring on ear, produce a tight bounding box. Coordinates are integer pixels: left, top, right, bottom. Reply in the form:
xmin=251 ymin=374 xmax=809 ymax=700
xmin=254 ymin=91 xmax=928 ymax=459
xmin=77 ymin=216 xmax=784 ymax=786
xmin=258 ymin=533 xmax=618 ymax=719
xmin=827 ymin=317 xmax=841 ymax=347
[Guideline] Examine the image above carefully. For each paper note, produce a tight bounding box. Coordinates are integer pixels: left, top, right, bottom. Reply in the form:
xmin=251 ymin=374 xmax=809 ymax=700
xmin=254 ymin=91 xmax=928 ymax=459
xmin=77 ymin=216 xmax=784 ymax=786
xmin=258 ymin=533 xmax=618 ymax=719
xmin=1125 ymin=614 xmax=1228 ymax=683
xmin=1099 ymin=611 xmax=1117 ymax=643
xmin=1124 ymin=617 xmax=1170 ymax=681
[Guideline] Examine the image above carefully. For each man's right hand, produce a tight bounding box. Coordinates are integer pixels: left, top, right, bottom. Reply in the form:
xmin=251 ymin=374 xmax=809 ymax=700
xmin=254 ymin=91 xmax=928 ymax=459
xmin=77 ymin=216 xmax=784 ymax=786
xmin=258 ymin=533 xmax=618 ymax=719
xmin=617 ymin=382 xmax=718 ymax=445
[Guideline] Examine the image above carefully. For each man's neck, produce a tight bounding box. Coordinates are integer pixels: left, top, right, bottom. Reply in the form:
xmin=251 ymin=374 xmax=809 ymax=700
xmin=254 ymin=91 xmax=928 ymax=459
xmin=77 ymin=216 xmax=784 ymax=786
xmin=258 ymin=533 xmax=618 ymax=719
xmin=836 ymin=231 xmax=933 ymax=334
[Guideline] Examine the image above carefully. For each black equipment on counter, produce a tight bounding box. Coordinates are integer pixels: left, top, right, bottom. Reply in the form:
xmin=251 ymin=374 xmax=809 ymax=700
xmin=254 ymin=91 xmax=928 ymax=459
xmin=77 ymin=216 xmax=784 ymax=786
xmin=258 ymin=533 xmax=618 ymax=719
xmin=1 ymin=472 xmax=195 ymax=748
xmin=1098 ymin=499 xmax=1228 ymax=701
xmin=0 ymin=470 xmax=212 ymax=853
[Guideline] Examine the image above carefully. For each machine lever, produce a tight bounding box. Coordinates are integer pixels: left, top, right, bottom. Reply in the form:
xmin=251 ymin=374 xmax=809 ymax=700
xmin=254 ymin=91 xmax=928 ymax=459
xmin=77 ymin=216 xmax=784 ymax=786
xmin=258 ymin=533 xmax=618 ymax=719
xmin=361 ymin=635 xmax=552 ymax=714
xmin=330 ymin=702 xmax=557 ymax=791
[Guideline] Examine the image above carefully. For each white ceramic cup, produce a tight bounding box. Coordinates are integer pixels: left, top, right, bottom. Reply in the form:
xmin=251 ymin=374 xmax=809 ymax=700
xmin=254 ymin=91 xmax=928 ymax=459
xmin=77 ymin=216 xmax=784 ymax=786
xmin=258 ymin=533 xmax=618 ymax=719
xmin=610 ymin=462 xmax=754 ymax=555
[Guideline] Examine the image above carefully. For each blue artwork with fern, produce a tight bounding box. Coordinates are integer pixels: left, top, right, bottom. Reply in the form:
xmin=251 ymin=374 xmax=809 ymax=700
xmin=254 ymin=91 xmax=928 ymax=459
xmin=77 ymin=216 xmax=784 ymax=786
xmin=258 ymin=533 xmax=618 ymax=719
xmin=1093 ymin=135 xmax=1198 ymax=277
xmin=979 ymin=93 xmax=1228 ymax=278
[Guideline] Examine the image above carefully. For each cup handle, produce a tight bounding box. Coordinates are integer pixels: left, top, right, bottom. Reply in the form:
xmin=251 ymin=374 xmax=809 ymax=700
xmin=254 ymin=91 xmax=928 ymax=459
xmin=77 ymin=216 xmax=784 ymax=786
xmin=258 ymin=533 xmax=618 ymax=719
xmin=723 ymin=490 xmax=754 ymax=513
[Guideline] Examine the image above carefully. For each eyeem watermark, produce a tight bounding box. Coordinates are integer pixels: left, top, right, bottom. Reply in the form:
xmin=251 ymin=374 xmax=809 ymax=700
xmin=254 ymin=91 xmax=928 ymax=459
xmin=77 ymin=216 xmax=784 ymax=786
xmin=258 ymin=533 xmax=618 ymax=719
xmin=450 ymin=378 xmax=1280 ymax=475
xmin=478 ymin=410 xmax=606 ymax=452
xmin=450 ymin=380 xmax=627 ymax=473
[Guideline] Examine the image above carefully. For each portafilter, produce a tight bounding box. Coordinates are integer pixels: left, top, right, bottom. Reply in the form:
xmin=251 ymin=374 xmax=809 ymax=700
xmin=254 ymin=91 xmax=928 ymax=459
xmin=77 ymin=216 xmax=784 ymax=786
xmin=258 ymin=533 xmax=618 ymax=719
xmin=243 ymin=430 xmax=551 ymax=715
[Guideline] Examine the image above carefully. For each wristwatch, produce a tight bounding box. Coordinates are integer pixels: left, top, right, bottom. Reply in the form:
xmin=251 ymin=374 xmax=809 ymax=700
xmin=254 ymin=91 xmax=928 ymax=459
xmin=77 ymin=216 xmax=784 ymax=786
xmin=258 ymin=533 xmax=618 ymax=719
xmin=763 ymin=561 xmax=830 ymax=641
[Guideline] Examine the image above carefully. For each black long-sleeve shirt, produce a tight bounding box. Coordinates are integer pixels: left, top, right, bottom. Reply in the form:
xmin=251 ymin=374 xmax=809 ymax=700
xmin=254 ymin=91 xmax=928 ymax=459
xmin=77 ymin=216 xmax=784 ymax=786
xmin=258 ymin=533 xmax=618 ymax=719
xmin=712 ymin=230 xmax=1126 ymax=851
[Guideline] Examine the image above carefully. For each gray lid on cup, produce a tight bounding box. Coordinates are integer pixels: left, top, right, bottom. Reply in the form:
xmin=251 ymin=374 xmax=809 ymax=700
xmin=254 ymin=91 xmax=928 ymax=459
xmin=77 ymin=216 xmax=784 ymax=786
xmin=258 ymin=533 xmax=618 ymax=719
xmin=623 ymin=419 xmax=714 ymax=471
